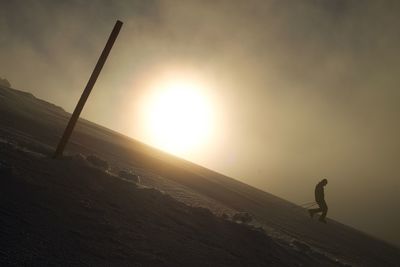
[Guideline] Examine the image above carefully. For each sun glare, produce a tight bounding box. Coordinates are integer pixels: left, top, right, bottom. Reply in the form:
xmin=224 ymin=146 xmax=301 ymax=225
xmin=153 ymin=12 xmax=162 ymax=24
xmin=142 ymin=74 xmax=214 ymax=156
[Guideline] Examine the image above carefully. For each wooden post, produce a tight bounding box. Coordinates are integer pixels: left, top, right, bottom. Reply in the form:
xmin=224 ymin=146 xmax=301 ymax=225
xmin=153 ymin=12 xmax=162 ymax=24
xmin=53 ymin=20 xmax=123 ymax=158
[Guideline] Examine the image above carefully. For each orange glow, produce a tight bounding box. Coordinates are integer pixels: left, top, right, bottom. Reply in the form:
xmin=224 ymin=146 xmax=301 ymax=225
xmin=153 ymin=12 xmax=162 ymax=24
xmin=140 ymin=70 xmax=215 ymax=157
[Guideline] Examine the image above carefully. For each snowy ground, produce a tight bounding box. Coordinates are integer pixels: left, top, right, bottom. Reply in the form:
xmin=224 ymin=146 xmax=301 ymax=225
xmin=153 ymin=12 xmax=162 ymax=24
xmin=0 ymin=138 xmax=342 ymax=266
xmin=1 ymin=85 xmax=399 ymax=266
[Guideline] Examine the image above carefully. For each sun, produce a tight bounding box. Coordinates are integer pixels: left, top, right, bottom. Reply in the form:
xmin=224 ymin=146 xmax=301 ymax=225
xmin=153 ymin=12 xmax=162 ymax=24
xmin=142 ymin=75 xmax=214 ymax=156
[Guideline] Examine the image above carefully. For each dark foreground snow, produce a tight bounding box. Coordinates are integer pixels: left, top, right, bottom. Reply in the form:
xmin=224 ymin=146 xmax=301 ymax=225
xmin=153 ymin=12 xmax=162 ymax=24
xmin=0 ymin=141 xmax=338 ymax=266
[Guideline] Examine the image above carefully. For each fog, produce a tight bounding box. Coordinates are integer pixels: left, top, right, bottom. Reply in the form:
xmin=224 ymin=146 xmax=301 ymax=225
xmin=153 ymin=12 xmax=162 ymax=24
xmin=1 ymin=0 xmax=399 ymax=247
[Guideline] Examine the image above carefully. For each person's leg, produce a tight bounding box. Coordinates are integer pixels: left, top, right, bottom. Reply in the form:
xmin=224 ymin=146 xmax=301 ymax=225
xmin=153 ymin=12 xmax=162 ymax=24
xmin=319 ymin=201 xmax=328 ymax=222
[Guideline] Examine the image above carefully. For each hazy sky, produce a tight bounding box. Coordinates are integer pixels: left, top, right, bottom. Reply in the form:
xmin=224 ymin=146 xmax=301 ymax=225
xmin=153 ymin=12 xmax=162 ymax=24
xmin=1 ymin=0 xmax=399 ymax=247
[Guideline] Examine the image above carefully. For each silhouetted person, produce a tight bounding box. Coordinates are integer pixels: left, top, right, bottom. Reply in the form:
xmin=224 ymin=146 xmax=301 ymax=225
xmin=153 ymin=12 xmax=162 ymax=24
xmin=308 ymin=178 xmax=328 ymax=223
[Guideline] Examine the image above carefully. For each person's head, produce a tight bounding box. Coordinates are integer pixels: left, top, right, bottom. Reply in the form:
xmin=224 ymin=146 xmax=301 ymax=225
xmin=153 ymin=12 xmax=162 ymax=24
xmin=321 ymin=178 xmax=328 ymax=186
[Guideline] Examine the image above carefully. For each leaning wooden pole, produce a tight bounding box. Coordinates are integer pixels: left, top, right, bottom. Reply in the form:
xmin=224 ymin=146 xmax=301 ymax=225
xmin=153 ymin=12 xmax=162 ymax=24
xmin=53 ymin=20 xmax=123 ymax=158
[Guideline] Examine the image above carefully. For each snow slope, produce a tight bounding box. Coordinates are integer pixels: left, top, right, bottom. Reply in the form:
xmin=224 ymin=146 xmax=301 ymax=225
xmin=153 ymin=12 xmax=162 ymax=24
xmin=1 ymin=85 xmax=399 ymax=266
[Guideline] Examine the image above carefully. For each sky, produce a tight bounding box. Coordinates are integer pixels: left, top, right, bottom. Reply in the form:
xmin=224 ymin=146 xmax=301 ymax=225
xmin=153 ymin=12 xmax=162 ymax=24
xmin=1 ymin=0 xmax=399 ymax=247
